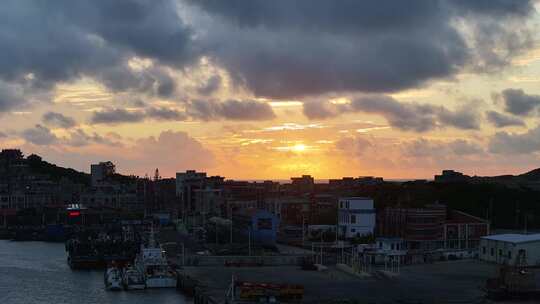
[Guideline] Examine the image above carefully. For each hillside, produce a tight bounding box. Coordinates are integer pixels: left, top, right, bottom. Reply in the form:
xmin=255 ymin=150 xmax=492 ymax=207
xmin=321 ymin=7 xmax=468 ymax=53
xmin=519 ymin=168 xmax=540 ymax=181
xmin=26 ymin=154 xmax=90 ymax=185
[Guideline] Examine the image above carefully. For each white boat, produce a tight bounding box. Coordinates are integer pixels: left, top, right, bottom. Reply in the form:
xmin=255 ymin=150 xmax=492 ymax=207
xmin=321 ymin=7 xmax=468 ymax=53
xmin=122 ymin=265 xmax=146 ymax=290
xmin=135 ymin=228 xmax=177 ymax=288
xmin=104 ymin=266 xmax=123 ymax=291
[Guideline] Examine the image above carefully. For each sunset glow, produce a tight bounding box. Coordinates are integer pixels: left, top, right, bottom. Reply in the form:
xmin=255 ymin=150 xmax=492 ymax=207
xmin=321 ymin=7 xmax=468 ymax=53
xmin=0 ymin=1 xmax=539 ymax=180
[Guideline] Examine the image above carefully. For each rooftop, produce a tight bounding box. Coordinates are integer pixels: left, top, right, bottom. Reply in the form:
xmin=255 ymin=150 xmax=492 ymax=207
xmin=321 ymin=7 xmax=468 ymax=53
xmin=482 ymin=233 xmax=540 ymax=244
xmin=339 ymin=197 xmax=373 ymax=200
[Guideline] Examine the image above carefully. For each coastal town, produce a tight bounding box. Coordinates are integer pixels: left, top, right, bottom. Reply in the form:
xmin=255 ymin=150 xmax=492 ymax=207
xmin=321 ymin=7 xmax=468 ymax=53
xmin=1 ymin=149 xmax=540 ymax=303
xmin=3 ymin=1 xmax=540 ymax=304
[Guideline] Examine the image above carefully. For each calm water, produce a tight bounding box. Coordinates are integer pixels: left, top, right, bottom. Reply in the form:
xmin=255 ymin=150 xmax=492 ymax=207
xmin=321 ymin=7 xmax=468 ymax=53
xmin=0 ymin=240 xmax=188 ymax=304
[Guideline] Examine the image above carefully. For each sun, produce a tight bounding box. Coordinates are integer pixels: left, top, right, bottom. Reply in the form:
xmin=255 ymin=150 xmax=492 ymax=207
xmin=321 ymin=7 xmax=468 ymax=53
xmin=292 ymin=144 xmax=307 ymax=152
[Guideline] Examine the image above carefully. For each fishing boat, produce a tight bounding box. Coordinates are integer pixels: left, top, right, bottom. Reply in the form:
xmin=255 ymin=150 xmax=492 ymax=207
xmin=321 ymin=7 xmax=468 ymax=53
xmin=122 ymin=265 xmax=146 ymax=290
xmin=135 ymin=228 xmax=177 ymax=288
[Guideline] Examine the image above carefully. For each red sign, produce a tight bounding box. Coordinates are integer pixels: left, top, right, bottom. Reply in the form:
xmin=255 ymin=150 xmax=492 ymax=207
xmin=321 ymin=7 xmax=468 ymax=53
xmin=68 ymin=211 xmax=81 ymax=217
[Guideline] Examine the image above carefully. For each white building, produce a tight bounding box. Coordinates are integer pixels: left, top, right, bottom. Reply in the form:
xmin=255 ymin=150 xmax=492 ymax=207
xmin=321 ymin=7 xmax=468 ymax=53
xmin=338 ymin=197 xmax=375 ymax=239
xmin=479 ymin=234 xmax=540 ymax=266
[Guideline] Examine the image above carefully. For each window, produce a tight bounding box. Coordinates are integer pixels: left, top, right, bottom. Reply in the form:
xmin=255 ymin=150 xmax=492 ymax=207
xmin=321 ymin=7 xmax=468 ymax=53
xmin=350 ymin=215 xmax=356 ymax=224
xmin=340 ymin=201 xmax=343 ymax=208
xmin=351 ymin=228 xmax=356 ymax=233
xmin=490 ymin=248 xmax=494 ymax=256
xmin=499 ymin=249 xmax=502 ymax=256
xmin=482 ymin=247 xmax=486 ymax=255
xmin=508 ymin=251 xmax=512 ymax=259
xmin=346 ymin=201 xmax=350 ymax=209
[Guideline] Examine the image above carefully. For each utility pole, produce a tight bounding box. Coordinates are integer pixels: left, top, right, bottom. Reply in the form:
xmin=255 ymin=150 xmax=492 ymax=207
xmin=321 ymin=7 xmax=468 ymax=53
xmin=341 ymin=242 xmax=344 ymax=264
xmin=524 ymin=214 xmax=528 ymax=234
xmin=230 ymin=205 xmax=233 ymax=244
xmin=248 ymin=227 xmax=252 ymax=256
xmin=230 ymin=219 xmax=233 ymax=244
xmin=515 ymin=201 xmax=520 ymax=230
xmin=181 ymin=242 xmax=185 ymax=266
xmin=320 ymin=232 xmax=323 ymax=265
xmin=335 ymin=206 xmax=339 ymax=243
xmin=302 ymin=215 xmax=305 ymax=246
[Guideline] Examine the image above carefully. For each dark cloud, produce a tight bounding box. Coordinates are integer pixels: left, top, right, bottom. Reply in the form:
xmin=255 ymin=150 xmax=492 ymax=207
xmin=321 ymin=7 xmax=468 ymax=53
xmin=189 ymin=99 xmax=276 ymax=121
xmin=449 ymin=0 xmax=533 ymax=16
xmin=127 ymin=99 xmax=147 ymax=108
xmin=42 ymin=112 xmax=77 ymax=128
xmin=404 ymin=138 xmax=484 ymax=157
xmin=22 ymin=125 xmax=58 ymax=145
xmin=146 ymin=107 xmax=187 ymax=121
xmin=0 ymin=0 xmax=193 ymax=105
xmin=90 ymin=107 xmax=188 ymax=124
xmin=0 ymin=132 xmax=7 ymax=138
xmin=0 ymin=0 xmax=536 ymax=115
xmin=303 ymin=101 xmax=344 ymax=120
xmin=350 ymin=96 xmax=439 ymax=132
xmin=188 ymin=0 xmax=534 ymax=98
xmin=488 ymin=126 xmax=540 ymax=154
xmin=304 ymin=95 xmax=480 ymax=132
xmin=91 ymin=100 xmax=275 ymax=124
xmin=197 ymin=75 xmax=222 ymax=96
xmin=0 ymin=82 xmax=26 ymax=112
xmin=498 ymin=88 xmax=540 ymax=116
xmin=485 ymin=110 xmax=525 ymax=127
xmin=64 ymin=129 xmax=121 ymax=147
xmin=157 ymin=76 xmax=176 ymax=98
xmin=90 ymin=108 xmax=145 ymax=124
xmin=219 ymin=100 xmax=276 ymax=120
xmin=437 ymin=106 xmax=481 ymax=130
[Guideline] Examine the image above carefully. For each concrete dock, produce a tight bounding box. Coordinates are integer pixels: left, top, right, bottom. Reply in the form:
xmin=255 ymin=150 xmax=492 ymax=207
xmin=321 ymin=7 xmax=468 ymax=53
xmin=177 ymin=260 xmax=502 ymax=304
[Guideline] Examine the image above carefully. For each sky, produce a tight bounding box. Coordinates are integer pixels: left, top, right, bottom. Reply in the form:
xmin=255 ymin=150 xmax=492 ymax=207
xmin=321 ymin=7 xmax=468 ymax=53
xmin=1 ymin=0 xmax=540 ymax=179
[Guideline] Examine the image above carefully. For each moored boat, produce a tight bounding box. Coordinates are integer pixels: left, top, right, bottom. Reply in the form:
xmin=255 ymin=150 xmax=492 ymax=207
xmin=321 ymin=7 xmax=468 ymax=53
xmin=135 ymin=228 xmax=177 ymax=288
xmin=104 ymin=266 xmax=123 ymax=291
xmin=122 ymin=265 xmax=146 ymax=290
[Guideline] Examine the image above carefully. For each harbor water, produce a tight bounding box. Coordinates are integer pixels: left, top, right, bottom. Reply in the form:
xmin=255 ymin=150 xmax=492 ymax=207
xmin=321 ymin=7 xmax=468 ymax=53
xmin=0 ymin=240 xmax=187 ymax=304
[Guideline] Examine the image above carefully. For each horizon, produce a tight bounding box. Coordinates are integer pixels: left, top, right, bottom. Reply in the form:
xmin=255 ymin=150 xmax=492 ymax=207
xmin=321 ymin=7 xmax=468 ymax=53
xmin=9 ymin=148 xmax=539 ymax=181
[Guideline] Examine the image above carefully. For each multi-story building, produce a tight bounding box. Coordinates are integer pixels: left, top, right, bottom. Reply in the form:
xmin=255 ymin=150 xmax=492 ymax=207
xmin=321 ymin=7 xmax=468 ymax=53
xmin=290 ymin=175 xmax=315 ymax=193
xmin=444 ymin=210 xmax=490 ymax=249
xmin=378 ymin=203 xmax=446 ymax=250
xmin=434 ymin=170 xmax=469 ymax=183
xmin=176 ymin=170 xmax=224 ymax=217
xmin=223 ymin=180 xmax=271 ymax=216
xmin=329 ymin=176 xmax=384 ymax=189
xmin=378 ymin=203 xmax=489 ymax=251
xmin=265 ymin=196 xmax=310 ymax=225
xmin=338 ymin=197 xmax=376 ymax=238
xmin=90 ymin=161 xmax=115 ymax=186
